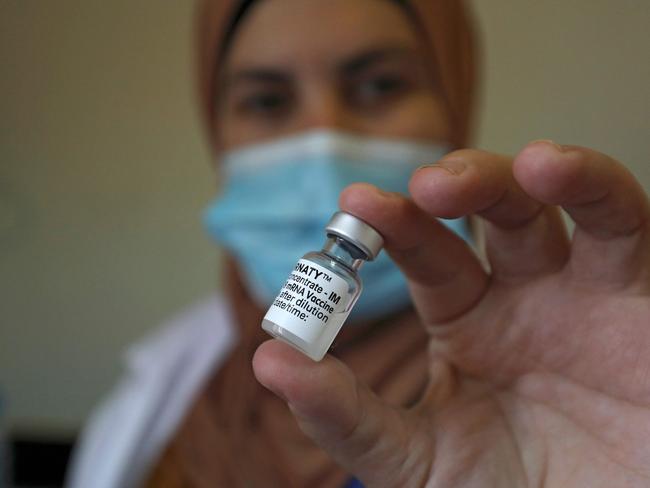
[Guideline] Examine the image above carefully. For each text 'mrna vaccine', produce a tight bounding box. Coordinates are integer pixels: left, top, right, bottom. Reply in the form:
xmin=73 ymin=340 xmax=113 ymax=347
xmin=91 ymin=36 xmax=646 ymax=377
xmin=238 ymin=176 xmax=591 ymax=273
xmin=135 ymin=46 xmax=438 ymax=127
xmin=262 ymin=211 xmax=384 ymax=361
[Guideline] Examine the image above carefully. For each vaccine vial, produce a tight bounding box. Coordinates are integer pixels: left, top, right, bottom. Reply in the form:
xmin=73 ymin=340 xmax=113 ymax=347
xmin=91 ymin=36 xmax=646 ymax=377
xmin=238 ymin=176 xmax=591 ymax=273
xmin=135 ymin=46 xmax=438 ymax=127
xmin=262 ymin=211 xmax=384 ymax=361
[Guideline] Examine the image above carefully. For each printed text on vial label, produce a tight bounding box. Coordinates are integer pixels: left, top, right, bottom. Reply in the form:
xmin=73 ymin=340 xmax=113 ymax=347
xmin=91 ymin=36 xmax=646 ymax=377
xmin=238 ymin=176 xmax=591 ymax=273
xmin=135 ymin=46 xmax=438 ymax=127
xmin=271 ymin=261 xmax=346 ymax=325
xmin=264 ymin=259 xmax=352 ymax=343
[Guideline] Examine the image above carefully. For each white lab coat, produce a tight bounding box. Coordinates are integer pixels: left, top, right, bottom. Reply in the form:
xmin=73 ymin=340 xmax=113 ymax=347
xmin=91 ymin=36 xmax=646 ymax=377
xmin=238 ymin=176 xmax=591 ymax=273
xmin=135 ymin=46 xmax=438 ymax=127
xmin=65 ymin=295 xmax=238 ymax=488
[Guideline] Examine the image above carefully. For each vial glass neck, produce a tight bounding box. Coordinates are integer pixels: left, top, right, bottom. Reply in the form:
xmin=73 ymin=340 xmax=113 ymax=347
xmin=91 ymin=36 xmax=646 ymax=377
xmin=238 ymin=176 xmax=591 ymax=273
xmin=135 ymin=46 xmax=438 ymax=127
xmin=322 ymin=236 xmax=367 ymax=271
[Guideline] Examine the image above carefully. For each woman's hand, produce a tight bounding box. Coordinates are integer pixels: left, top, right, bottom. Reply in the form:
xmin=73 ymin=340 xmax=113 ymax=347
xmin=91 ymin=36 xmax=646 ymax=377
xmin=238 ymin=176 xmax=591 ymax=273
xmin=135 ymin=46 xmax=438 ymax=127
xmin=253 ymin=141 xmax=650 ymax=487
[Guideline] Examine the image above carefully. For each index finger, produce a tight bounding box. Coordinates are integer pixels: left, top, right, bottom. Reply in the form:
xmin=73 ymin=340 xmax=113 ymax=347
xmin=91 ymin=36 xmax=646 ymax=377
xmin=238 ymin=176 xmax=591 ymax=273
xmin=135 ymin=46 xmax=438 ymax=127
xmin=339 ymin=184 xmax=489 ymax=325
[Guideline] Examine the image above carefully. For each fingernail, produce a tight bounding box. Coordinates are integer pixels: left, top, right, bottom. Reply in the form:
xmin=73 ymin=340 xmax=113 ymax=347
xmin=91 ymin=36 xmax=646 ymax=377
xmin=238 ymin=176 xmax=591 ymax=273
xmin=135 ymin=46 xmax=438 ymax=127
xmin=530 ymin=139 xmax=565 ymax=152
xmin=417 ymin=158 xmax=466 ymax=176
xmin=375 ymin=187 xmax=393 ymax=198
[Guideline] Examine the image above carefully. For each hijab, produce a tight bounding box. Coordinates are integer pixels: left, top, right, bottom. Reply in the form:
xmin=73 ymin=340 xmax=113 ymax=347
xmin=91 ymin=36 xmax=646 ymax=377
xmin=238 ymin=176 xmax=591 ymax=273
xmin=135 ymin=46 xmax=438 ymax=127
xmin=146 ymin=1 xmax=479 ymax=486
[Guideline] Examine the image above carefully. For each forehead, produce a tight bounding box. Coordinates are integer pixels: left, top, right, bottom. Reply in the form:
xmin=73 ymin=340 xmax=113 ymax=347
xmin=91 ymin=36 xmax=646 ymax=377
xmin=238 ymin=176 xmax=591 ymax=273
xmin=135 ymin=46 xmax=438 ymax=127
xmin=223 ymin=0 xmax=422 ymax=72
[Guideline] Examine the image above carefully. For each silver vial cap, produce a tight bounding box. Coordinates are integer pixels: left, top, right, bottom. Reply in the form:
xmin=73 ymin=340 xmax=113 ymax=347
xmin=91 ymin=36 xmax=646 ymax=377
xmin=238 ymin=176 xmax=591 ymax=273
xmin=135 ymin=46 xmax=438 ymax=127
xmin=325 ymin=211 xmax=384 ymax=260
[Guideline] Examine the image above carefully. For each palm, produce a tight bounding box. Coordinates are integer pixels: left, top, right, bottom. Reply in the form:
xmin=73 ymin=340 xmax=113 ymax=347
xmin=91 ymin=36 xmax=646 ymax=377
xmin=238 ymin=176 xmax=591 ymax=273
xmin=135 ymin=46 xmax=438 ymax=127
xmin=404 ymin=276 xmax=650 ymax=487
xmin=254 ymin=141 xmax=650 ymax=487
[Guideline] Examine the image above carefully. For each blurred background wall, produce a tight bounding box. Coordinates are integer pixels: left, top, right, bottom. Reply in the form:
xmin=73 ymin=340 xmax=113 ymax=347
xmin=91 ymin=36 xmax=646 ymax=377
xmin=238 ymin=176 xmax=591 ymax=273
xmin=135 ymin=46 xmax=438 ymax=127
xmin=0 ymin=2 xmax=217 ymax=434
xmin=1 ymin=0 xmax=649 ymax=435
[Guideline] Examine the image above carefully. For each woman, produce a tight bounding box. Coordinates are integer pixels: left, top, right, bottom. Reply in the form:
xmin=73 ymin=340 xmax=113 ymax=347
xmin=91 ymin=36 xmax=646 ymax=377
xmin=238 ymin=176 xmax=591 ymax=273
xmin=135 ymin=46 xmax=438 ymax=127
xmin=68 ymin=0 xmax=650 ymax=487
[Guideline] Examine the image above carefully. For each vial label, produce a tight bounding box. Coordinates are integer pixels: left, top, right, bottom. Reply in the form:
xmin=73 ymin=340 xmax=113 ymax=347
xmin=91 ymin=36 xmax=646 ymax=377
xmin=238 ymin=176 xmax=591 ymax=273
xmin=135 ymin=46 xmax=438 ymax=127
xmin=264 ymin=259 xmax=352 ymax=343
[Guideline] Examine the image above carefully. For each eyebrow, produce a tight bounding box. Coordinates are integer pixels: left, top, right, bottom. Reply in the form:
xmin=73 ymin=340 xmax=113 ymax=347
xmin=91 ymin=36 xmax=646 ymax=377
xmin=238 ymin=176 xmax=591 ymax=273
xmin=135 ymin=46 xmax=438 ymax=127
xmin=225 ymin=69 xmax=291 ymax=86
xmin=339 ymin=45 xmax=420 ymax=76
xmin=223 ymin=44 xmax=420 ymax=88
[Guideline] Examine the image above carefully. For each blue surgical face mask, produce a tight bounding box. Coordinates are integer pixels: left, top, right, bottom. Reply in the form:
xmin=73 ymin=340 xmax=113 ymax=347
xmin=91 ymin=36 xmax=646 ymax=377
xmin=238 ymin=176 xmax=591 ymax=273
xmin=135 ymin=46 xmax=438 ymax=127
xmin=203 ymin=130 xmax=470 ymax=322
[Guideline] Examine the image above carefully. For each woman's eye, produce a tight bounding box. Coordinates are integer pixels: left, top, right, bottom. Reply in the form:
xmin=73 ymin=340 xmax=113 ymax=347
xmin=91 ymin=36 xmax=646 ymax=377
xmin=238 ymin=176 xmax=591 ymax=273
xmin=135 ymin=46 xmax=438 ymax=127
xmin=238 ymin=92 xmax=291 ymax=116
xmin=353 ymin=75 xmax=408 ymax=106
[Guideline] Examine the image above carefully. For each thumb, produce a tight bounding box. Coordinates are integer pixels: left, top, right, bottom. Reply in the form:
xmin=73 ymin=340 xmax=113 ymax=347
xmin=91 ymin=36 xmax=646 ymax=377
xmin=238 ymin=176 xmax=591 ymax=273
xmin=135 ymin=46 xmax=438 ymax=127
xmin=252 ymin=339 xmax=431 ymax=488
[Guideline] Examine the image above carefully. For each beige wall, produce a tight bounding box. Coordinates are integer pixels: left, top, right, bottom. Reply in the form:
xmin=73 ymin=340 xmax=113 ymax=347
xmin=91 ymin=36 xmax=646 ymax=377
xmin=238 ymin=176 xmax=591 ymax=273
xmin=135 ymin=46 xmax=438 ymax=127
xmin=473 ymin=0 xmax=650 ymax=187
xmin=0 ymin=2 xmax=217 ymax=430
xmin=0 ymin=1 xmax=648 ymax=430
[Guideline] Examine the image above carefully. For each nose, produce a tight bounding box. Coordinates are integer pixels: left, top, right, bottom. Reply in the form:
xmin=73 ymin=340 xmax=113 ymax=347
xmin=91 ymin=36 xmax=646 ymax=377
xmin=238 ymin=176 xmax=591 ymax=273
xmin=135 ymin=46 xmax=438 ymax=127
xmin=295 ymin=86 xmax=358 ymax=134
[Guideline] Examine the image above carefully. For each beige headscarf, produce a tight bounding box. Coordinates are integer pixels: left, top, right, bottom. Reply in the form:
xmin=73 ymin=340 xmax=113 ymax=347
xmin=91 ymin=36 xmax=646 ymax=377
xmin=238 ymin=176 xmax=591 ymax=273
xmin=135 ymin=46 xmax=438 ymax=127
xmin=146 ymin=1 xmax=479 ymax=486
